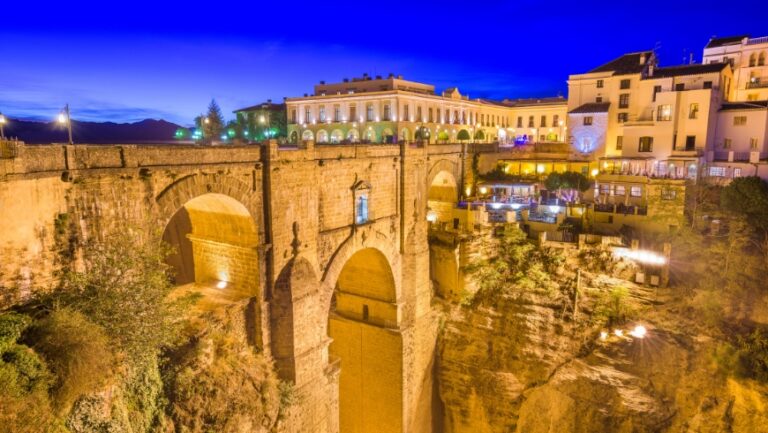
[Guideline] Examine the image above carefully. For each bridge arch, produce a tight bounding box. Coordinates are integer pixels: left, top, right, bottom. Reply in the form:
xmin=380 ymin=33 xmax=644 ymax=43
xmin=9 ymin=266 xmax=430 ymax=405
xmin=427 ymin=159 xmax=460 ymax=223
xmin=326 ymin=245 xmax=402 ymax=433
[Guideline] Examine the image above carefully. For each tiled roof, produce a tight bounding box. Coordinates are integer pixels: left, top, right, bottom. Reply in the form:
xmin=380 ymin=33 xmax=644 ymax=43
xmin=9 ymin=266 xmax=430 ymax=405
xmin=719 ymin=101 xmax=768 ymax=111
xmin=648 ymin=63 xmax=728 ymax=78
xmin=705 ymin=35 xmax=748 ymax=48
xmin=498 ymin=96 xmax=567 ymax=107
xmin=569 ymin=102 xmax=611 ymax=114
xmin=234 ymin=102 xmax=286 ymax=113
xmin=588 ymin=51 xmax=654 ymax=75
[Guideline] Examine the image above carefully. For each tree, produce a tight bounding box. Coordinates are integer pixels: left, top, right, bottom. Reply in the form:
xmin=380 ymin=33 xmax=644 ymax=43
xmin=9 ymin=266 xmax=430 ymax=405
xmin=457 ymin=129 xmax=470 ymax=142
xmin=721 ymin=176 xmax=768 ymax=236
xmin=474 ymin=130 xmax=485 ymax=141
xmin=544 ymin=171 xmax=591 ymax=202
xmin=197 ymin=99 xmax=225 ymax=142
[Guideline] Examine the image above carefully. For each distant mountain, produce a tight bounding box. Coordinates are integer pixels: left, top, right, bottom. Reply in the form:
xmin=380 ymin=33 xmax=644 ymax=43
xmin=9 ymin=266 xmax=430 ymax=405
xmin=2 ymin=118 xmax=188 ymax=144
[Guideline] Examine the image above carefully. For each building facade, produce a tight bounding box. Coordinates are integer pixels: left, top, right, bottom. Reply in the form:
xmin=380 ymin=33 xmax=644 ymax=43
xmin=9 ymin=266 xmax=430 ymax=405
xmin=284 ymin=74 xmax=567 ymax=146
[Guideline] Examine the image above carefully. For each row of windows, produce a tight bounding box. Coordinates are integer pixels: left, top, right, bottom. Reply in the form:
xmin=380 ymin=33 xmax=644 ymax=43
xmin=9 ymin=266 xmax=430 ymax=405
xmin=595 ymin=78 xmax=632 ymax=89
xmin=748 ymin=52 xmax=766 ymax=67
xmin=709 ymin=166 xmax=742 ymax=178
xmin=515 ymin=114 xmax=561 ymax=128
xmin=291 ymin=104 xmax=518 ymax=126
xmin=596 ymin=184 xmax=643 ymax=197
xmin=722 ymin=138 xmax=761 ymax=149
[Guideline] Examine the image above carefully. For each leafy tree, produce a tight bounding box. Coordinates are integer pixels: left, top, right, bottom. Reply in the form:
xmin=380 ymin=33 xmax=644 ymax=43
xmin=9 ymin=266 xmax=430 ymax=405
xmin=474 ymin=130 xmax=485 ymax=141
xmin=544 ymin=171 xmax=591 ymax=202
xmin=55 ymin=230 xmax=194 ymax=362
xmin=457 ymin=129 xmax=470 ymax=142
xmin=437 ymin=131 xmax=450 ymax=142
xmin=721 ymin=176 xmax=768 ymax=245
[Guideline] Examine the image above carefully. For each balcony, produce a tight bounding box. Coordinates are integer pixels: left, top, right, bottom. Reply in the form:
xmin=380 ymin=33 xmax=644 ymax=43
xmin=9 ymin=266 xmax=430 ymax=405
xmin=746 ymin=81 xmax=768 ymax=89
xmin=713 ymin=150 xmax=767 ymax=162
xmin=747 ymin=36 xmax=768 ymax=45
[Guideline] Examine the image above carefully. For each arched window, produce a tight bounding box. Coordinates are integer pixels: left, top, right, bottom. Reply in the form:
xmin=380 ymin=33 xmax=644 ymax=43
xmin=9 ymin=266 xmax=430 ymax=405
xmin=317 ymin=130 xmax=329 ymax=143
xmin=353 ymin=180 xmax=372 ymax=225
xmin=750 ymin=53 xmax=757 ymax=67
xmin=760 ymin=52 xmax=766 ymax=67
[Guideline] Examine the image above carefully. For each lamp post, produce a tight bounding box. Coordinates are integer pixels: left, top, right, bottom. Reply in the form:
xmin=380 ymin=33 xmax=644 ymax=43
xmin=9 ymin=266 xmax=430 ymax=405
xmin=0 ymin=113 xmax=6 ymax=139
xmin=58 ymin=104 xmax=73 ymax=145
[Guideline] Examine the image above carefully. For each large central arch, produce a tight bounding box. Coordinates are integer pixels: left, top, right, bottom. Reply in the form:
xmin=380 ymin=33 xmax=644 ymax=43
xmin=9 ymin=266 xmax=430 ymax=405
xmin=427 ymin=162 xmax=459 ymax=224
xmin=328 ymin=247 xmax=403 ymax=433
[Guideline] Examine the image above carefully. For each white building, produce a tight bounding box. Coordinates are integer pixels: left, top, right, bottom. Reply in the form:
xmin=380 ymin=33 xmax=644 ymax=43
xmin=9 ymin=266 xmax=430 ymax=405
xmin=703 ymin=35 xmax=768 ymax=101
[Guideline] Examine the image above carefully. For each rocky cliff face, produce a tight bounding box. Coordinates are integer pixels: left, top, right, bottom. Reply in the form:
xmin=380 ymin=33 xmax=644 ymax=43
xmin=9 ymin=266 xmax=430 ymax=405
xmin=437 ymin=260 xmax=768 ymax=433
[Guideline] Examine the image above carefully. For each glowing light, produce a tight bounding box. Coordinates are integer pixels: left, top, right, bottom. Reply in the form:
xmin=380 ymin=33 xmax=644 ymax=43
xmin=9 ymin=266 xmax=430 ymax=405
xmin=58 ymin=113 xmax=67 ymax=124
xmin=465 ymin=187 xmax=472 ymax=196
xmin=259 ymin=115 xmax=266 ymax=124
xmin=548 ymin=205 xmax=560 ymax=213
xmin=0 ymin=114 xmax=5 ymax=124
xmin=536 ymin=164 xmax=545 ymax=174
xmin=613 ymin=329 xmax=624 ymax=337
xmin=204 ymin=117 xmax=210 ymax=124
xmin=614 ymin=248 xmax=666 ymax=265
xmin=510 ymin=203 xmax=522 ymax=210
xmin=490 ymin=202 xmax=503 ymax=210
xmin=591 ymin=168 xmax=599 ymax=177
xmin=426 ymin=210 xmax=438 ymax=223
xmin=216 ymin=281 xmax=228 ymax=289
xmin=220 ymin=134 xmax=228 ymax=140
xmin=600 ymin=331 xmax=608 ymax=341
xmin=629 ymin=325 xmax=647 ymax=339
xmin=479 ymin=187 xmax=488 ymax=194
xmin=558 ymin=120 xmax=564 ymax=126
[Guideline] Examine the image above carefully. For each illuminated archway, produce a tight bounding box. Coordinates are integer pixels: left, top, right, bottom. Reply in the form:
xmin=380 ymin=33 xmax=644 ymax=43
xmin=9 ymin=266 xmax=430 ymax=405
xmin=329 ymin=247 xmax=401 ymax=433
xmin=290 ymin=130 xmax=298 ymax=144
xmin=162 ymin=192 xmax=259 ymax=307
xmin=365 ymin=128 xmax=376 ymax=143
xmin=317 ymin=129 xmax=329 ymax=143
xmin=400 ymin=127 xmax=410 ymax=142
xmin=347 ymin=128 xmax=360 ymax=142
xmin=428 ymin=169 xmax=458 ymax=223
xmin=302 ymin=130 xmax=314 ymax=141
xmin=331 ymin=129 xmax=344 ymax=143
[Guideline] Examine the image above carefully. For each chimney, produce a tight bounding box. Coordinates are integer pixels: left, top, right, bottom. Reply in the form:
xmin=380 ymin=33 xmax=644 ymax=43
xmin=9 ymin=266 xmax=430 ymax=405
xmin=319 ymin=80 xmax=325 ymax=85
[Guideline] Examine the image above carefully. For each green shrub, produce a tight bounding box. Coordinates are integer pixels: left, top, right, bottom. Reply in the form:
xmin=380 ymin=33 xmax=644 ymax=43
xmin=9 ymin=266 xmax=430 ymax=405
xmin=30 ymin=308 xmax=115 ymax=414
xmin=735 ymin=327 xmax=768 ymax=382
xmin=593 ymin=286 xmax=633 ymax=326
xmin=0 ymin=313 xmax=31 ymax=352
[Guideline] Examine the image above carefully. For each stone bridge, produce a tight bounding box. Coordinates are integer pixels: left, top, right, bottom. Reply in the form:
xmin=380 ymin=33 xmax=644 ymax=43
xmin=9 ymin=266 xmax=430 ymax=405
xmin=0 ymin=139 xmax=498 ymax=433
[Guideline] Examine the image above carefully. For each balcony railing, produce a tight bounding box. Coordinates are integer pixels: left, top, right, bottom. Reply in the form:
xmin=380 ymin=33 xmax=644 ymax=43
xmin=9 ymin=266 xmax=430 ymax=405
xmin=747 ymin=36 xmax=768 ymax=45
xmin=746 ymin=81 xmax=768 ymax=89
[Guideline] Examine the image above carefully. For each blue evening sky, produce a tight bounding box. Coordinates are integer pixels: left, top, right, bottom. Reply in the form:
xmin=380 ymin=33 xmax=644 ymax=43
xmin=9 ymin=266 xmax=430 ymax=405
xmin=1 ymin=0 xmax=766 ymax=125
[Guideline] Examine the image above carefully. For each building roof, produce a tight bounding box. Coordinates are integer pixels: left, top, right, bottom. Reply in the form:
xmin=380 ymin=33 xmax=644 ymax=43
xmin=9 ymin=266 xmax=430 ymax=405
xmin=497 ymin=96 xmax=567 ymax=107
xmin=648 ymin=63 xmax=729 ymax=78
xmin=705 ymin=35 xmax=748 ymax=48
xmin=719 ymin=101 xmax=768 ymax=111
xmin=569 ymin=102 xmax=611 ymax=114
xmin=234 ymin=102 xmax=285 ymax=113
xmin=588 ymin=51 xmax=654 ymax=75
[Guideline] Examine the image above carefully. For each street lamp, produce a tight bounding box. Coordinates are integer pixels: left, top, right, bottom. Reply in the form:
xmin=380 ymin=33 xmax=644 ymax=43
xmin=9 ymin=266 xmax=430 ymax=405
xmin=58 ymin=104 xmax=73 ymax=145
xmin=0 ymin=113 xmax=6 ymax=139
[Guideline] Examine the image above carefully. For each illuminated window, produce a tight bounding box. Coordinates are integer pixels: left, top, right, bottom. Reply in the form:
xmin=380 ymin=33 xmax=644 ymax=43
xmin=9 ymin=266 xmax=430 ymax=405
xmin=599 ymin=184 xmax=610 ymax=195
xmin=619 ymin=93 xmax=629 ymax=108
xmin=356 ymin=195 xmax=369 ymax=224
xmin=709 ymin=166 xmax=726 ymax=177
xmin=734 ymin=168 xmax=742 ymax=177
xmin=366 ymin=104 xmax=374 ymax=121
xmin=616 ymin=135 xmax=623 ymax=150
xmin=630 ymin=186 xmax=642 ymax=197
xmin=583 ymin=116 xmax=593 ymax=126
xmin=689 ymin=103 xmax=699 ymax=119
xmin=638 ymin=136 xmax=653 ymax=152
xmin=334 ymin=105 xmax=341 ymax=122
xmin=319 ymin=106 xmax=327 ymax=122
xmin=734 ymin=116 xmax=747 ymax=126
xmin=620 ymin=79 xmax=631 ymax=89
xmin=615 ymin=185 xmax=626 ymax=196
xmin=657 ymin=105 xmax=672 ymax=121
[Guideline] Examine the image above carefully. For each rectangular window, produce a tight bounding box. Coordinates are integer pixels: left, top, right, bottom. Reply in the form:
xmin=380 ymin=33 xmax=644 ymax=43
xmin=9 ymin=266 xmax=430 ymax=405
xmin=350 ymin=105 xmax=357 ymax=121
xmin=403 ymin=104 xmax=409 ymax=120
xmin=334 ymin=105 xmax=341 ymax=122
xmin=675 ymin=83 xmax=685 ymax=91
xmin=653 ymin=85 xmax=662 ymax=102
xmin=366 ymin=104 xmax=374 ymax=121
xmin=355 ymin=194 xmax=369 ymax=224
xmin=596 ymin=96 xmax=603 ymax=103
xmin=657 ymin=105 xmax=672 ymax=121
xmin=417 ymin=106 xmax=422 ymax=121
xmin=540 ymin=115 xmax=547 ymax=127
xmin=709 ymin=166 xmax=726 ymax=177
xmin=553 ymin=114 xmax=560 ymax=126
xmin=748 ymin=94 xmax=759 ymax=101
xmin=619 ymin=93 xmax=629 ymax=108
xmin=703 ymin=81 xmax=713 ymax=89
xmin=528 ymin=116 xmax=535 ymax=127
xmin=517 ymin=116 xmax=523 ymax=128
xmin=383 ymin=104 xmax=391 ymax=121
xmin=428 ymin=108 xmax=434 ymax=123
xmin=630 ymin=186 xmax=642 ymax=197
xmin=620 ymin=79 xmax=631 ymax=89
xmin=615 ymin=185 xmax=626 ymax=196
xmin=751 ymin=138 xmax=759 ymax=150
xmin=319 ymin=106 xmax=326 ymax=122
xmin=616 ymin=135 xmax=624 ymax=150
xmin=583 ymin=116 xmax=593 ymax=126
xmin=618 ymin=113 xmax=628 ymax=123
xmin=734 ymin=168 xmax=742 ymax=177
xmin=638 ymin=136 xmax=653 ymax=152
xmin=597 ymin=79 xmax=604 ymax=88
xmin=437 ymin=108 xmax=442 ymax=122
xmin=599 ymin=184 xmax=610 ymax=195
xmin=685 ymin=135 xmax=696 ymax=150
xmin=734 ymin=116 xmax=747 ymax=126
xmin=723 ymin=138 xmax=732 ymax=149
xmin=290 ymin=109 xmax=297 ymax=124
xmin=661 ymin=188 xmax=677 ymax=200
xmin=689 ymin=103 xmax=699 ymax=119
xmin=305 ymin=107 xmax=311 ymax=123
